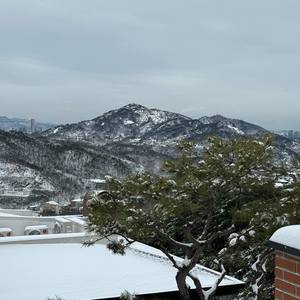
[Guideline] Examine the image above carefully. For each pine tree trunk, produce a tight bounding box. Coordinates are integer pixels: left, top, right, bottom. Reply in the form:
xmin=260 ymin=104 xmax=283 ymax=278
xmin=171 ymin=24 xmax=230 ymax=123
xmin=191 ymin=276 xmax=205 ymax=300
xmin=176 ymin=270 xmax=190 ymax=300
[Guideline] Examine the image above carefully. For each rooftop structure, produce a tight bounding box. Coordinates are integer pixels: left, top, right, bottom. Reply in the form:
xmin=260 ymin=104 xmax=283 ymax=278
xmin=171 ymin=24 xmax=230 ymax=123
xmin=267 ymin=225 xmax=300 ymax=300
xmin=0 ymin=233 xmax=244 ymax=300
xmin=0 ymin=209 xmax=244 ymax=299
xmin=85 ymin=178 xmax=108 ymax=191
xmin=0 ymin=209 xmax=85 ymax=236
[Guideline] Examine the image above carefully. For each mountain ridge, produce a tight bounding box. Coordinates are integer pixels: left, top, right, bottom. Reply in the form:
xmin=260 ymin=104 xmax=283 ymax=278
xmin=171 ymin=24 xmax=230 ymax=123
xmin=45 ymin=103 xmax=270 ymax=145
xmin=0 ymin=103 xmax=298 ymax=208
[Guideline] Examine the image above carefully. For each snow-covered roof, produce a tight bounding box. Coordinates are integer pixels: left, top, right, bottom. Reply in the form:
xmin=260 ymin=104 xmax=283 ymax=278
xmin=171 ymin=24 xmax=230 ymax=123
xmin=0 ymin=239 xmax=244 ymax=300
xmin=0 ymin=228 xmax=12 ymax=233
xmin=88 ymin=179 xmax=106 ymax=183
xmin=24 ymin=225 xmax=48 ymax=231
xmin=269 ymin=225 xmax=300 ymax=252
xmin=89 ymin=189 xmax=107 ymax=195
xmin=70 ymin=198 xmax=83 ymax=202
xmin=45 ymin=200 xmax=59 ymax=205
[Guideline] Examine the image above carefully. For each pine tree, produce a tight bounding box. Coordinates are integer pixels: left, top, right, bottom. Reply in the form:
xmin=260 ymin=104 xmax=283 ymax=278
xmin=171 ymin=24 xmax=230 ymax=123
xmin=86 ymin=136 xmax=297 ymax=300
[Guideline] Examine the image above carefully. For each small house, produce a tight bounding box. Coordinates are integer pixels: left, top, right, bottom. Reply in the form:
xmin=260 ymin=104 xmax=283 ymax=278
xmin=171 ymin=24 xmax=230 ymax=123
xmin=41 ymin=201 xmax=60 ymax=215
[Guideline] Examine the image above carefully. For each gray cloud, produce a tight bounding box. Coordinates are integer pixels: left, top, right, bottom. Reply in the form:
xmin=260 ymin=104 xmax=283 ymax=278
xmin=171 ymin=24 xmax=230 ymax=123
xmin=0 ymin=0 xmax=299 ymax=129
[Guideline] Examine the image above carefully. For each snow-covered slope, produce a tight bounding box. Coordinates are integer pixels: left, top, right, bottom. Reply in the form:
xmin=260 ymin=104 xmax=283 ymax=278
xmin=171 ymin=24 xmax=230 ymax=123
xmin=46 ymin=104 xmax=270 ymax=144
xmin=0 ymin=161 xmax=54 ymax=192
xmin=0 ymin=128 xmax=168 ymax=207
xmin=1 ymin=104 xmax=299 ymax=207
xmin=46 ymin=104 xmax=190 ymax=144
xmin=45 ymin=104 xmax=294 ymax=158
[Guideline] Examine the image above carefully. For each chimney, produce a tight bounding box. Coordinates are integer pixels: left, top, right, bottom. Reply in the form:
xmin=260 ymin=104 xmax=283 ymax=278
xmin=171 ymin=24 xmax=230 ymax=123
xmin=267 ymin=225 xmax=300 ymax=299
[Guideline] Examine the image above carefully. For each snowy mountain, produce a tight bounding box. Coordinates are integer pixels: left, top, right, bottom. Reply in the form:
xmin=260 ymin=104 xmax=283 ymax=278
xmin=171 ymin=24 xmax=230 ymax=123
xmin=46 ymin=103 xmax=269 ymax=144
xmin=0 ymin=128 xmax=168 ymax=208
xmin=46 ymin=104 xmax=189 ymax=143
xmin=1 ymin=104 xmax=299 ymax=207
xmin=0 ymin=116 xmax=55 ymax=132
xmin=46 ymin=104 xmax=293 ymax=157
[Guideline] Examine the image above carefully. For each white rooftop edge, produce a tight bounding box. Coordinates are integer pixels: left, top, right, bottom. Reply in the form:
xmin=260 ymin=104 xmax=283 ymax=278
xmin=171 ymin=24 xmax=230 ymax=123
xmin=0 ymin=232 xmax=88 ymax=244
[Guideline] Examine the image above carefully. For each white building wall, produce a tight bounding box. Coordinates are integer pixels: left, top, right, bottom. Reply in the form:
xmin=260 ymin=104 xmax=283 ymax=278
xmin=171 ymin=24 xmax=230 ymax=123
xmin=0 ymin=209 xmax=38 ymax=217
xmin=0 ymin=215 xmax=85 ymax=236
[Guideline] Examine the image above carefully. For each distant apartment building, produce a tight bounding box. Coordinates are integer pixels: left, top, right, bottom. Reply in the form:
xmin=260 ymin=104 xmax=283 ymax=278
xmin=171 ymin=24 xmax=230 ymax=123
xmin=85 ymin=178 xmax=108 ymax=191
xmin=288 ymin=130 xmax=294 ymax=139
xmin=275 ymin=130 xmax=300 ymax=139
xmin=30 ymin=118 xmax=36 ymax=133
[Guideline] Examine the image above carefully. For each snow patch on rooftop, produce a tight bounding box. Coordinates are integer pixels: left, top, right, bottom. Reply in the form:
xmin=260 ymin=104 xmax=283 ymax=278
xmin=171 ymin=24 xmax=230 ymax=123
xmin=124 ymin=120 xmax=135 ymax=125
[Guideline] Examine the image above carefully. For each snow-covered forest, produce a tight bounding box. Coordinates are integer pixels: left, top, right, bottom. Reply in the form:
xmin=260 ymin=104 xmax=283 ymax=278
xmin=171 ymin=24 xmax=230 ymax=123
xmin=1 ymin=105 xmax=299 ymax=209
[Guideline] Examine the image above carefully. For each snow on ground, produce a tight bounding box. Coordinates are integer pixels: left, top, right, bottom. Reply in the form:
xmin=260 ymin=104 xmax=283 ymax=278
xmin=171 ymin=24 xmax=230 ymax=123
xmin=124 ymin=120 xmax=135 ymax=125
xmin=0 ymin=191 xmax=30 ymax=197
xmin=227 ymin=124 xmax=245 ymax=135
xmin=88 ymin=179 xmax=106 ymax=183
xmin=0 ymin=241 xmax=243 ymax=300
xmin=0 ymin=161 xmax=55 ymax=194
xmin=269 ymin=225 xmax=300 ymax=250
xmin=53 ymin=127 xmax=61 ymax=134
xmin=0 ymin=161 xmax=36 ymax=178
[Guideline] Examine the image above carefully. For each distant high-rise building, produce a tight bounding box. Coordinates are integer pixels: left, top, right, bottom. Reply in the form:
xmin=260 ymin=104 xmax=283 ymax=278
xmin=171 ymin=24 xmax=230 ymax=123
xmin=288 ymin=130 xmax=294 ymax=139
xmin=30 ymin=119 xmax=36 ymax=133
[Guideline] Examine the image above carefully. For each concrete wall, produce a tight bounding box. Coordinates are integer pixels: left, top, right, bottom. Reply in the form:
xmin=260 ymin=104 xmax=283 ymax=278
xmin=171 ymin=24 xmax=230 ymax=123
xmin=0 ymin=209 xmax=38 ymax=217
xmin=0 ymin=232 xmax=108 ymax=245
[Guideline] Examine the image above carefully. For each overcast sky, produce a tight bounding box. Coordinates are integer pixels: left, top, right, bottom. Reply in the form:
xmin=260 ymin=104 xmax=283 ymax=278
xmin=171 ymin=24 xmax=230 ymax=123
xmin=0 ymin=1 xmax=299 ymax=129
